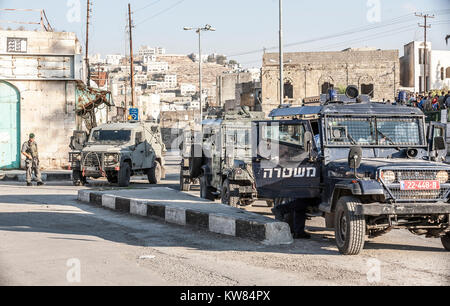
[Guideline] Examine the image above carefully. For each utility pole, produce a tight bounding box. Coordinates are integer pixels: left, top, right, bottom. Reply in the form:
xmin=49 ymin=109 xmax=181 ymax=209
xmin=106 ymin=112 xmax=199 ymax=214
xmin=416 ymin=12 xmax=434 ymax=93
xmin=85 ymin=0 xmax=91 ymax=86
xmin=124 ymin=78 xmax=128 ymax=121
xmin=128 ymin=3 xmax=135 ymax=108
xmin=198 ymin=29 xmax=202 ymax=119
xmin=183 ymin=25 xmax=215 ymax=122
xmin=279 ymin=0 xmax=284 ymax=106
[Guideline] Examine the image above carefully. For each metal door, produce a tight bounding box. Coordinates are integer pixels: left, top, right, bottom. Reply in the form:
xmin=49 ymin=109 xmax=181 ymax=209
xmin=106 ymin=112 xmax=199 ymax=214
xmin=252 ymin=120 xmax=321 ymax=199
xmin=0 ymin=81 xmax=20 ymax=169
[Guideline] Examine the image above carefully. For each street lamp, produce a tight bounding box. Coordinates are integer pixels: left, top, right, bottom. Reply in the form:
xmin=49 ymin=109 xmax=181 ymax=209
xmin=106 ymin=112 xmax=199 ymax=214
xmin=184 ymin=24 xmax=216 ymax=121
xmin=279 ymin=0 xmax=283 ymax=106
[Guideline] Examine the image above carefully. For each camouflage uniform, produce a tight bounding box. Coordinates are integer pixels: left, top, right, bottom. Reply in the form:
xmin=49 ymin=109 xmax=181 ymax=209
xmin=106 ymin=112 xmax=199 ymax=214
xmin=21 ymin=140 xmax=42 ymax=184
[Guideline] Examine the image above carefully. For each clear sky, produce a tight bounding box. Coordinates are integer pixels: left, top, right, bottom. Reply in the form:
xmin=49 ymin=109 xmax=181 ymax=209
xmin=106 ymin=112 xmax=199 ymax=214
xmin=0 ymin=0 xmax=449 ymax=67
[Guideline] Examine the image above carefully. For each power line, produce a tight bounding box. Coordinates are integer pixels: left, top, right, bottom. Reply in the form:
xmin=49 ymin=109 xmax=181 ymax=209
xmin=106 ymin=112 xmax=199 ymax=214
xmin=228 ymin=10 xmax=450 ymax=58
xmin=134 ymin=0 xmax=162 ymax=13
xmin=227 ymin=13 xmax=413 ymax=57
xmin=134 ymin=0 xmax=186 ymax=27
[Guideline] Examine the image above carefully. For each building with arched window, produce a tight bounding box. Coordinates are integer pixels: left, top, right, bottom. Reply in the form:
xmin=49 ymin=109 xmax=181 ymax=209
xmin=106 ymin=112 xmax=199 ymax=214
xmin=261 ymin=48 xmax=399 ymax=115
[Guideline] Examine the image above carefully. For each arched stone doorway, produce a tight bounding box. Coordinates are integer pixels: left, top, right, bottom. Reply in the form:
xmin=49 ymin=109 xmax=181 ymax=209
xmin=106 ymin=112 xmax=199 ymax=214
xmin=284 ymin=80 xmax=293 ymax=100
xmin=358 ymin=75 xmax=374 ymax=98
xmin=0 ymin=81 xmax=20 ymax=169
xmin=318 ymin=75 xmax=334 ymax=94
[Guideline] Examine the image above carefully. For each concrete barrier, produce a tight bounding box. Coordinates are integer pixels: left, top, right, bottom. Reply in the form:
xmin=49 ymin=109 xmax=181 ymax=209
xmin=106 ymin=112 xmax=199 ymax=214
xmin=0 ymin=171 xmax=71 ymax=182
xmin=77 ymin=188 xmax=293 ymax=245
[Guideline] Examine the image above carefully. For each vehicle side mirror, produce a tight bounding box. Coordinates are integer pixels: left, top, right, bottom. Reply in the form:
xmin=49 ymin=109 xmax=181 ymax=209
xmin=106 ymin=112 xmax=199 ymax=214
xmin=348 ymin=146 xmax=362 ymax=169
xmin=135 ymin=132 xmax=145 ymax=145
xmin=433 ymin=136 xmax=446 ymax=151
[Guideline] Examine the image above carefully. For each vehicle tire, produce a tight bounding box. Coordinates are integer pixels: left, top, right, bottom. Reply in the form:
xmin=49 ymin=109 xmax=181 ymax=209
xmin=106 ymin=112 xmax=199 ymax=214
xmin=221 ymin=179 xmax=240 ymax=207
xmin=189 ymin=144 xmax=202 ymax=179
xmin=200 ymin=174 xmax=215 ymax=201
xmin=179 ymin=167 xmax=190 ymax=191
xmin=441 ymin=233 xmax=450 ymax=251
xmin=118 ymin=162 xmax=131 ymax=187
xmin=106 ymin=172 xmax=118 ymax=184
xmin=148 ymin=161 xmax=161 ymax=184
xmin=334 ymin=196 xmax=366 ymax=255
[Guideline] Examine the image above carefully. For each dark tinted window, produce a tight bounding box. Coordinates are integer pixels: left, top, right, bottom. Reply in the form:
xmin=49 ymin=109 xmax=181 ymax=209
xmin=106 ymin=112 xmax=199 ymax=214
xmin=91 ymin=130 xmax=131 ymax=143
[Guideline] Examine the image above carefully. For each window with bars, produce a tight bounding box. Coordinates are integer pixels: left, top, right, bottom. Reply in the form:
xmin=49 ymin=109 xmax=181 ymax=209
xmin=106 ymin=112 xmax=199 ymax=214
xmin=325 ymin=116 xmax=424 ymax=146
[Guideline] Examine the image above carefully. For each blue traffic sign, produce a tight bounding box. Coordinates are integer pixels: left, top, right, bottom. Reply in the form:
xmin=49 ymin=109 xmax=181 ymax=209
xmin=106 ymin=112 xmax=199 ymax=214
xmin=129 ymin=108 xmax=139 ymax=121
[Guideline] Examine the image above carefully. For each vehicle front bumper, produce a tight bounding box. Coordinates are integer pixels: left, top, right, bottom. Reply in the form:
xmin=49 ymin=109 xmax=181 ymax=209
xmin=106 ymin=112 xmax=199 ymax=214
xmin=356 ymin=202 xmax=450 ymax=216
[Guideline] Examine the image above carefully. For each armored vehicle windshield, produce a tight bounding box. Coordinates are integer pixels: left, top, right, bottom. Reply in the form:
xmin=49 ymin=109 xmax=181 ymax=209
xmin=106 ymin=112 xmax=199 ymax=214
xmin=89 ymin=129 xmax=132 ymax=144
xmin=325 ymin=115 xmax=425 ymax=147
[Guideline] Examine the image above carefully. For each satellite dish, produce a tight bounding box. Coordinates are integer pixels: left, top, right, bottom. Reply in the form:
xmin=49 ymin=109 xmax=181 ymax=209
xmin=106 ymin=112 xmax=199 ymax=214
xmin=345 ymin=85 xmax=359 ymax=99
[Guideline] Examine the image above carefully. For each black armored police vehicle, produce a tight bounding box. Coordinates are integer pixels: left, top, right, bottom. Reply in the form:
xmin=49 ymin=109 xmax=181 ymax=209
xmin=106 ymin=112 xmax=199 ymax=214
xmin=251 ymin=86 xmax=450 ymax=255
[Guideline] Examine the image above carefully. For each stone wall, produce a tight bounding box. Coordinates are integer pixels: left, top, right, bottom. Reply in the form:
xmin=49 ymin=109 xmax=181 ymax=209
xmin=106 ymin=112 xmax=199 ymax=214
xmin=261 ymin=49 xmax=400 ymax=115
xmin=9 ymin=80 xmax=77 ymax=169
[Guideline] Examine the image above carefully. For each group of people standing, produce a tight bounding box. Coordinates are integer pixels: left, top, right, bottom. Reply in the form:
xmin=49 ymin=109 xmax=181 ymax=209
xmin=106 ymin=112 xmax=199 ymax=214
xmin=397 ymin=90 xmax=450 ymax=111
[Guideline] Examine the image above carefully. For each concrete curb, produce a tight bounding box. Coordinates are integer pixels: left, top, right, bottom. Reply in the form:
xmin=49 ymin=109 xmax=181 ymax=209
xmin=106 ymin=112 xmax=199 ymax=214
xmin=77 ymin=189 xmax=293 ymax=245
xmin=0 ymin=172 xmax=71 ymax=182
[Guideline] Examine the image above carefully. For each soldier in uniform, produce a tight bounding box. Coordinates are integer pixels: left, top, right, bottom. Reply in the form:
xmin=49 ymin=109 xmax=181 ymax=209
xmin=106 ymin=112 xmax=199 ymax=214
xmin=21 ymin=133 xmax=44 ymax=186
xmin=271 ymin=199 xmax=312 ymax=239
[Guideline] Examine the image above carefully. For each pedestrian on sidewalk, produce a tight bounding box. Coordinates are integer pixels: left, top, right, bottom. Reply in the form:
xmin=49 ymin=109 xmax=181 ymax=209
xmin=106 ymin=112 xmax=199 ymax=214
xmin=21 ymin=133 xmax=44 ymax=186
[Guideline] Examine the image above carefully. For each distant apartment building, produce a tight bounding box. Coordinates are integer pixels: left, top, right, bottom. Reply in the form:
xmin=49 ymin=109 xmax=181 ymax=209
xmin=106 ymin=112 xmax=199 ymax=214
xmin=400 ymin=41 xmax=450 ymax=93
xmin=143 ymin=54 xmax=157 ymax=63
xmin=146 ymin=61 xmax=169 ymax=73
xmin=106 ymin=54 xmax=123 ymax=65
xmin=138 ymin=46 xmax=166 ymax=56
xmin=134 ymin=73 xmax=148 ymax=84
xmin=89 ymin=53 xmax=104 ymax=64
xmin=180 ymin=83 xmax=196 ymax=96
xmin=163 ymin=74 xmax=177 ymax=88
xmin=138 ymin=94 xmax=161 ymax=120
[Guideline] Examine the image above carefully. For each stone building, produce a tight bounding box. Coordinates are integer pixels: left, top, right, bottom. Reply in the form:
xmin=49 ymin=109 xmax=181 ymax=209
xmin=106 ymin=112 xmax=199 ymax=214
xmin=216 ymin=71 xmax=255 ymax=107
xmin=0 ymin=30 xmax=83 ymax=169
xmin=261 ymin=48 xmax=399 ymax=114
xmin=400 ymin=41 xmax=450 ymax=93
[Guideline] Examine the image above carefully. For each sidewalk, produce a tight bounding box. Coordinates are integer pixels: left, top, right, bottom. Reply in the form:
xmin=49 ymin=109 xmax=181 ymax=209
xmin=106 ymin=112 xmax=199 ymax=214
xmin=0 ymin=170 xmax=72 ymax=182
xmin=78 ymin=187 xmax=293 ymax=245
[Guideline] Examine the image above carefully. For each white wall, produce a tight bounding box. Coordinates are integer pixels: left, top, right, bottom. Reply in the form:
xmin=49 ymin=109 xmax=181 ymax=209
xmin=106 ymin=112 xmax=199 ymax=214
xmin=430 ymin=50 xmax=450 ymax=90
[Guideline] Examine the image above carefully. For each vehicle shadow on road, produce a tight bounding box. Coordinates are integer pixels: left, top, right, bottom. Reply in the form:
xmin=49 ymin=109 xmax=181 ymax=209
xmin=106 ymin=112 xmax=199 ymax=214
xmin=0 ymin=193 xmax=447 ymax=256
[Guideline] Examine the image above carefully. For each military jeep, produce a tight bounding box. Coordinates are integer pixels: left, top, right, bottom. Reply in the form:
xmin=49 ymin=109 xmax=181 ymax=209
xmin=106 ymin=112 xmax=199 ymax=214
xmin=69 ymin=121 xmax=166 ymax=187
xmin=184 ymin=107 xmax=265 ymax=206
xmin=252 ymin=87 xmax=450 ymax=254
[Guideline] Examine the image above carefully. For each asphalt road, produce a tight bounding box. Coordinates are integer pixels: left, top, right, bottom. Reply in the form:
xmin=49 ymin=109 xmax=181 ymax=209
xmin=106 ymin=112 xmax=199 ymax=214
xmin=0 ymin=151 xmax=449 ymax=285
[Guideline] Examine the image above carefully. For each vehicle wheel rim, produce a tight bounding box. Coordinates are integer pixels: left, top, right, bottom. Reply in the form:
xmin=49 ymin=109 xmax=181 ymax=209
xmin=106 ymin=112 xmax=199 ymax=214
xmin=339 ymin=212 xmax=347 ymax=242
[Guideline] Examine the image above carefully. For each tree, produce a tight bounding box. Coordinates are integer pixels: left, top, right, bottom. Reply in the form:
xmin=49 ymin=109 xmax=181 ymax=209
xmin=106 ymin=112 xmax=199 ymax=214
xmin=216 ymin=55 xmax=227 ymax=65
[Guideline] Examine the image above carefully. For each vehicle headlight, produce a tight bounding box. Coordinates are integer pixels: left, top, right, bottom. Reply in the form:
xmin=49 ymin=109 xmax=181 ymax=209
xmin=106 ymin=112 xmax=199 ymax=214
xmin=381 ymin=170 xmax=396 ymax=184
xmin=436 ymin=171 xmax=448 ymax=184
xmin=105 ymin=154 xmax=119 ymax=163
xmin=71 ymin=153 xmax=81 ymax=161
